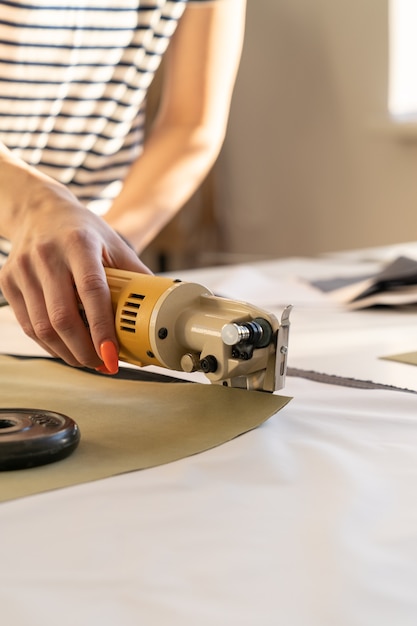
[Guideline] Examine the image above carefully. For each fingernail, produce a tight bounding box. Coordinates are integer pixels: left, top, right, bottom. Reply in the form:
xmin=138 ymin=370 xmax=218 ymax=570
xmin=100 ymin=341 xmax=119 ymax=375
xmin=95 ymin=364 xmax=112 ymax=375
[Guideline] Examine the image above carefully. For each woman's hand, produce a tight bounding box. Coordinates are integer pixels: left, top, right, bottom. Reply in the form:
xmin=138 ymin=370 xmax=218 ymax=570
xmin=0 ymin=185 xmax=150 ymax=372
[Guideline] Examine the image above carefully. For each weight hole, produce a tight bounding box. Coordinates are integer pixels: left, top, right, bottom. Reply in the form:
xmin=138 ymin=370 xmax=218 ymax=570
xmin=0 ymin=419 xmax=16 ymax=429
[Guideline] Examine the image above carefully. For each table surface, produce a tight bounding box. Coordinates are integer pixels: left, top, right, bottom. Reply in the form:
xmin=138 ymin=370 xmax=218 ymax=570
xmin=2 ymin=243 xmax=417 ymax=626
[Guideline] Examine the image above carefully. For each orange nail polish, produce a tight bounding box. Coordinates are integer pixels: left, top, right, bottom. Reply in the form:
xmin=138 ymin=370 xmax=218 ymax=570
xmin=100 ymin=341 xmax=119 ymax=375
xmin=95 ymin=364 xmax=112 ymax=375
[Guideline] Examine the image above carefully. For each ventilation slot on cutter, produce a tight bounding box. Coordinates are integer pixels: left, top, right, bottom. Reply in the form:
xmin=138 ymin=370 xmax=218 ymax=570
xmin=119 ymin=293 xmax=145 ymax=333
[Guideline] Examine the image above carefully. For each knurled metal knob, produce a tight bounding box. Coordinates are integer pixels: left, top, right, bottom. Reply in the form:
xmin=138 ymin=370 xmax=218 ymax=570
xmin=221 ymin=323 xmax=251 ymax=346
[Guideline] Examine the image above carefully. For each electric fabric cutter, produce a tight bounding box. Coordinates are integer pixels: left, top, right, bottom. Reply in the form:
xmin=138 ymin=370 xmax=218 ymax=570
xmin=105 ymin=268 xmax=292 ymax=393
xmin=0 ymin=267 xmax=292 ymax=471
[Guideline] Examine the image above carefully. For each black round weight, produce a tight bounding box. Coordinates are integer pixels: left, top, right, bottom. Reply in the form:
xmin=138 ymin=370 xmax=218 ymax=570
xmin=0 ymin=408 xmax=80 ymax=471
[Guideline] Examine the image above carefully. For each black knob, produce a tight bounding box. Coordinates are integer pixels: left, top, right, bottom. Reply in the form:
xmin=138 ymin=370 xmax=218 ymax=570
xmin=200 ymin=355 xmax=218 ymax=373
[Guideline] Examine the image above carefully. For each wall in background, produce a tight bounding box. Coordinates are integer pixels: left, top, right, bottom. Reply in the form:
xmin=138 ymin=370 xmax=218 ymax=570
xmin=214 ymin=0 xmax=417 ymax=261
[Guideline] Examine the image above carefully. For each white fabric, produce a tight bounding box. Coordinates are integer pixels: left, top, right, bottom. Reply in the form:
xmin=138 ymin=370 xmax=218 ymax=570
xmin=0 ymin=377 xmax=417 ymax=625
xmin=2 ymin=249 xmax=417 ymax=625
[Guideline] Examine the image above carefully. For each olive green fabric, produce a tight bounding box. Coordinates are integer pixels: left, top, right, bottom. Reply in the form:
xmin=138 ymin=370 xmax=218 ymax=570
xmin=0 ymin=355 xmax=290 ymax=502
xmin=381 ymin=351 xmax=417 ymax=366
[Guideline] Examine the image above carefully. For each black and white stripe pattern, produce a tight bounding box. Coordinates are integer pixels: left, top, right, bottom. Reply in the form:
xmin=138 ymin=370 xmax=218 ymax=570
xmin=0 ymin=0 xmax=201 ymax=215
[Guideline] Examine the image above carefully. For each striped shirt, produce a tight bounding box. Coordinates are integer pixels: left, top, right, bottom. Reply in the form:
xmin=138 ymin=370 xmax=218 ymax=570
xmin=0 ymin=0 xmax=211 ymax=217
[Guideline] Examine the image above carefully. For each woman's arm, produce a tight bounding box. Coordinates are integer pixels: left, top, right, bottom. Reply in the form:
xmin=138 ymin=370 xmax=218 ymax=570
xmin=104 ymin=0 xmax=247 ymax=252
